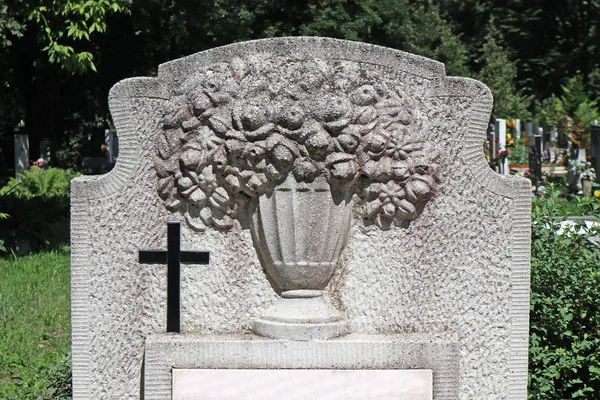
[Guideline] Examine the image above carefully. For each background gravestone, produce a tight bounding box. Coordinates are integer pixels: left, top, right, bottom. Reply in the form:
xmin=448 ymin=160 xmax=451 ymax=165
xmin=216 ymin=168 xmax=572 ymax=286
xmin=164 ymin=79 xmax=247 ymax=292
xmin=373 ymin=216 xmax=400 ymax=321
xmin=71 ymin=37 xmax=531 ymax=399
xmin=14 ymin=133 xmax=29 ymax=178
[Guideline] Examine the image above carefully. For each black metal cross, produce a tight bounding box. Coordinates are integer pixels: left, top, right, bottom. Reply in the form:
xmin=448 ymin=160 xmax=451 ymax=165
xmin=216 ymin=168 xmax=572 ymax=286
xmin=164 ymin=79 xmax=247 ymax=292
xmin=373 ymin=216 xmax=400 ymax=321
xmin=139 ymin=221 xmax=209 ymax=333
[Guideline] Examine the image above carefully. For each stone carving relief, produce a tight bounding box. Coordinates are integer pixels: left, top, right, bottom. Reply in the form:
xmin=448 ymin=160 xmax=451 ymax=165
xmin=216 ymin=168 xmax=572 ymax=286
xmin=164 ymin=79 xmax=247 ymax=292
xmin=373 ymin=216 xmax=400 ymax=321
xmin=155 ymin=57 xmax=441 ymax=231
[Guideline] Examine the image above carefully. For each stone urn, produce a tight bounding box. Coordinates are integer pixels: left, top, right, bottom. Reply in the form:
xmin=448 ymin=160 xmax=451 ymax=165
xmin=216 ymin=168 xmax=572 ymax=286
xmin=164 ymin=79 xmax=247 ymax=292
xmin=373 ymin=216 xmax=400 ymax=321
xmin=250 ymin=175 xmax=352 ymax=340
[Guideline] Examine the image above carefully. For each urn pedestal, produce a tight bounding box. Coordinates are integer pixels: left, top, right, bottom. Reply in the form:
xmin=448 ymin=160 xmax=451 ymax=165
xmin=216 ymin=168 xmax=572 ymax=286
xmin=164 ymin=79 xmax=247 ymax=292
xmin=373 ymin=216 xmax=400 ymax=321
xmin=250 ymin=175 xmax=352 ymax=340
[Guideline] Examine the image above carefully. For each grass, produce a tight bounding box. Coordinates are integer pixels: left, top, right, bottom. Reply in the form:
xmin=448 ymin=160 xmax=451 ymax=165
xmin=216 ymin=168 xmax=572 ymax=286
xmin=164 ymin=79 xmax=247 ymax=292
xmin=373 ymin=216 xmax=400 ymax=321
xmin=0 ymin=247 xmax=71 ymax=399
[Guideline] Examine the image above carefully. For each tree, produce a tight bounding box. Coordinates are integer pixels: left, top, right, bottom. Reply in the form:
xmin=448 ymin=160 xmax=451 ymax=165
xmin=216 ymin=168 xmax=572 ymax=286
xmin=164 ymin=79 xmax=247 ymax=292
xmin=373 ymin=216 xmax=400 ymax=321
xmin=299 ymin=0 xmax=469 ymax=76
xmin=0 ymin=0 xmax=469 ymax=171
xmin=440 ymin=0 xmax=600 ymax=102
xmin=0 ymin=0 xmax=130 ymax=164
xmin=28 ymin=0 xmax=130 ymax=74
xmin=474 ymin=18 xmax=531 ymax=120
xmin=539 ymin=75 xmax=600 ymax=150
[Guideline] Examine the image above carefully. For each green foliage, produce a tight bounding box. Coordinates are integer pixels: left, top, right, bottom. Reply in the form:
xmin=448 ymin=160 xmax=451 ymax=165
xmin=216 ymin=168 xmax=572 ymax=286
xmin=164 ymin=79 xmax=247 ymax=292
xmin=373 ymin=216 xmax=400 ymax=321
xmin=539 ymin=75 xmax=600 ymax=150
xmin=0 ymin=248 xmax=71 ymax=398
xmin=440 ymin=0 xmax=600 ymax=102
xmin=475 ymin=18 xmax=532 ymax=120
xmin=0 ymin=212 xmax=8 ymax=253
xmin=0 ymin=166 xmax=79 ymax=198
xmin=560 ymin=75 xmax=590 ymax=116
xmin=28 ymin=0 xmax=131 ymax=74
xmin=0 ymin=167 xmax=77 ymax=253
xmin=507 ymin=138 xmax=528 ymax=166
xmin=0 ymin=4 xmax=25 ymax=48
xmin=298 ymin=0 xmax=469 ymax=76
xmin=589 ymin=67 xmax=600 ymax=101
xmin=529 ymin=187 xmax=600 ymax=399
xmin=42 ymin=353 xmax=72 ymax=399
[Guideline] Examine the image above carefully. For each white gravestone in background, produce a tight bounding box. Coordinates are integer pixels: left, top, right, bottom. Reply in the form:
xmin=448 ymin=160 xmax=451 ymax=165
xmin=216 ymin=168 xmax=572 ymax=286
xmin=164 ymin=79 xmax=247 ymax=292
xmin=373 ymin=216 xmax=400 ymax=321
xmin=496 ymin=118 xmax=508 ymax=175
xmin=14 ymin=134 xmax=29 ymax=178
xmin=71 ymin=37 xmax=532 ymax=399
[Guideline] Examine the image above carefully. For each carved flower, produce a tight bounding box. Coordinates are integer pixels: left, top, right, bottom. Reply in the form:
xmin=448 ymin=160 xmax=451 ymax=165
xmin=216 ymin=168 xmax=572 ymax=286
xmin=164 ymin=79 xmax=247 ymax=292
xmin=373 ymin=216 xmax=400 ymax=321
xmin=176 ymin=164 xmax=219 ymax=205
xmin=352 ymin=106 xmax=378 ymax=126
xmin=267 ymin=135 xmax=300 ymax=174
xmin=195 ymin=126 xmax=224 ymax=153
xmin=405 ymin=177 xmax=434 ymax=204
xmin=272 ymin=100 xmax=306 ymax=131
xmin=179 ymin=147 xmax=206 ymax=172
xmin=231 ymin=101 xmax=275 ymax=141
xmin=362 ymin=157 xmax=410 ymax=182
xmin=292 ymin=157 xmax=321 ymax=183
xmin=326 ymin=152 xmax=359 ymax=186
xmin=200 ymin=207 xmax=235 ymax=230
xmin=189 ymin=90 xmax=212 ymax=116
xmin=183 ymin=165 xmax=235 ymax=231
xmin=198 ymin=165 xmax=219 ymax=193
xmin=363 ymin=180 xmax=417 ymax=226
xmin=403 ymin=153 xmax=440 ymax=204
xmin=385 ymin=134 xmax=424 ymax=160
xmin=303 ymin=122 xmax=333 ymax=160
xmin=238 ymin=169 xmax=269 ymax=196
xmin=224 ymin=139 xmax=272 ymax=196
xmin=156 ymin=57 xmax=442 ymax=232
xmin=362 ymin=129 xmax=390 ymax=159
xmin=313 ymin=95 xmax=351 ymax=134
xmin=331 ymin=133 xmax=359 ymax=153
xmin=377 ymin=99 xmax=413 ymax=126
xmin=350 ymin=85 xmax=378 ymax=106
xmin=201 ymin=66 xmax=238 ymax=106
xmin=161 ymin=95 xmax=191 ymax=129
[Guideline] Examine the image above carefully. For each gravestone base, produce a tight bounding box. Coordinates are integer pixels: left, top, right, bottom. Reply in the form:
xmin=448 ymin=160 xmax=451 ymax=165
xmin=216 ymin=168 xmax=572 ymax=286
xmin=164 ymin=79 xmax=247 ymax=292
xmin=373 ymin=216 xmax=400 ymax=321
xmin=144 ymin=333 xmax=459 ymax=400
xmin=252 ymin=295 xmax=348 ymax=340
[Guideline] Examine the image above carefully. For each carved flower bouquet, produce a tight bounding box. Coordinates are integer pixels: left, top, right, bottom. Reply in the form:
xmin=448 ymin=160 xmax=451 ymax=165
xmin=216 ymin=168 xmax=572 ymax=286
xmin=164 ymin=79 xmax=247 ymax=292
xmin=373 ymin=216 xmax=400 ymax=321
xmin=156 ymin=58 xmax=441 ymax=231
xmin=155 ymin=57 xmax=442 ymax=338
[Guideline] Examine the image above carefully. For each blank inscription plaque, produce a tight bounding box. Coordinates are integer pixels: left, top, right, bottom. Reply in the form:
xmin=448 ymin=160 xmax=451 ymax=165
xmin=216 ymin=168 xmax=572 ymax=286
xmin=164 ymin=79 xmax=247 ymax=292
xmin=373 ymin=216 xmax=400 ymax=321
xmin=172 ymin=369 xmax=433 ymax=400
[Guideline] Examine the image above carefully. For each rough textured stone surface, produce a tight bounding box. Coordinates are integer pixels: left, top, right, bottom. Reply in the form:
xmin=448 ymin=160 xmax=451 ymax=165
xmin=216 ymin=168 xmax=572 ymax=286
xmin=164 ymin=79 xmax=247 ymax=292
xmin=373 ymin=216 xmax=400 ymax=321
xmin=71 ymin=37 xmax=531 ymax=399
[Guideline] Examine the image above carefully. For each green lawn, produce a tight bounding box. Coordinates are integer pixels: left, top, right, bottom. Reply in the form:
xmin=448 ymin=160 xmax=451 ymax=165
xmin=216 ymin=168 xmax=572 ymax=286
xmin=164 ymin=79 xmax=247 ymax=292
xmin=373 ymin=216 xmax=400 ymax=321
xmin=0 ymin=247 xmax=71 ymax=399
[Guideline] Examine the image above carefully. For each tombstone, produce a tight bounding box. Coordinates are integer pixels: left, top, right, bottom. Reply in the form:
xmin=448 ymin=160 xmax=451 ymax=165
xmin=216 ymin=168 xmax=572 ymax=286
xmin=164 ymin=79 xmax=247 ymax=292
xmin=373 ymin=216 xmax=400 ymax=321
xmin=525 ymin=122 xmax=535 ymax=142
xmin=541 ymin=121 xmax=551 ymax=151
xmin=591 ymin=125 xmax=600 ymax=183
xmin=529 ymin=134 xmax=543 ymax=191
xmin=14 ymin=133 xmax=29 ymax=178
xmin=496 ymin=118 xmax=508 ymax=174
xmin=515 ymin=119 xmax=521 ymax=139
xmin=550 ymin=126 xmax=558 ymax=143
xmin=487 ymin=122 xmax=496 ymax=170
xmin=104 ymin=129 xmax=117 ymax=164
xmin=71 ymin=38 xmax=532 ymax=399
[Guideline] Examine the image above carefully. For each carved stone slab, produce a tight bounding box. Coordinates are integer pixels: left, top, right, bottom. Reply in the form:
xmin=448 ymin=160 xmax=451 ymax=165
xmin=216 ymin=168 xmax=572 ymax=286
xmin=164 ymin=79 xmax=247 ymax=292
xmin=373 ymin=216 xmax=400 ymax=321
xmin=144 ymin=333 xmax=455 ymax=400
xmin=172 ymin=369 xmax=433 ymax=400
xmin=71 ymin=37 xmax=531 ymax=399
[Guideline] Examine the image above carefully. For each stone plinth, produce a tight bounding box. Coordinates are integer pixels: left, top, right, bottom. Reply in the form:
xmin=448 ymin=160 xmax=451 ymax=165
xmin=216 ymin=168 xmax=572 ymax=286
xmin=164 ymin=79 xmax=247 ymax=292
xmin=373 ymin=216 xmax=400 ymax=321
xmin=144 ymin=333 xmax=457 ymax=400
